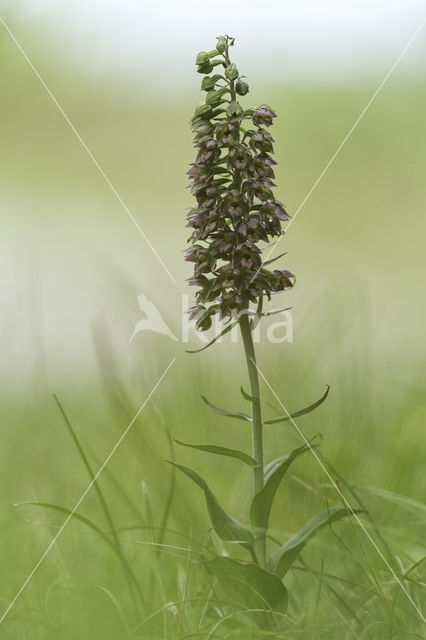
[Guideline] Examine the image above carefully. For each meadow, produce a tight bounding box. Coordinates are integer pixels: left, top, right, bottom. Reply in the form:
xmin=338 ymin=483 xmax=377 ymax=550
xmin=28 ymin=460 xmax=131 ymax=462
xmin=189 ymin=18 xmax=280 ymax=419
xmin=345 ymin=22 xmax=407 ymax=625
xmin=0 ymin=28 xmax=425 ymax=638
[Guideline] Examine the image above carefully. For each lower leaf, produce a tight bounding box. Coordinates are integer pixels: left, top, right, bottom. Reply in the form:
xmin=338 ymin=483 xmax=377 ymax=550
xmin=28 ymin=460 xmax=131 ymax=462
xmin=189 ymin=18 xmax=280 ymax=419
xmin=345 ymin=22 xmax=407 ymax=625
xmin=168 ymin=462 xmax=255 ymax=554
xmin=201 ymin=555 xmax=288 ymax=628
xmin=269 ymin=506 xmax=361 ymax=578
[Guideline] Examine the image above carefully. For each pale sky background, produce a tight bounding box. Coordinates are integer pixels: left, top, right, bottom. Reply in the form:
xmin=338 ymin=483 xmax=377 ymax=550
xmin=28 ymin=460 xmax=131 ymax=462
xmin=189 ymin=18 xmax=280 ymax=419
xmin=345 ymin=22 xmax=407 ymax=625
xmin=0 ymin=0 xmax=425 ymax=376
xmin=2 ymin=0 xmax=426 ymax=90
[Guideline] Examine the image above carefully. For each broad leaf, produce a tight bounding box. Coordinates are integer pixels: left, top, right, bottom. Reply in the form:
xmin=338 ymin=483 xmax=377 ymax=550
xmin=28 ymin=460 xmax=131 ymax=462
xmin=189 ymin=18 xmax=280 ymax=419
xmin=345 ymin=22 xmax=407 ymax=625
xmin=269 ymin=507 xmax=359 ymax=578
xmin=175 ymin=439 xmax=257 ymax=467
xmin=168 ymin=462 xmax=255 ymax=552
xmin=250 ymin=444 xmax=310 ymax=531
xmin=186 ymin=320 xmax=238 ymax=353
xmin=264 ymin=386 xmax=330 ymax=425
xmin=201 ymin=556 xmax=288 ymax=628
xmin=201 ymin=396 xmax=252 ymax=422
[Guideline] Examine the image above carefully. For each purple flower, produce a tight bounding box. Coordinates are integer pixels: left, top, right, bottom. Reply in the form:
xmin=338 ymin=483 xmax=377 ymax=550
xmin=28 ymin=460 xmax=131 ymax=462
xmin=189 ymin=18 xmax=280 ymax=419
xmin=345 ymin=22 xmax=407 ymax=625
xmin=252 ymin=104 xmax=277 ymax=127
xmin=228 ymin=144 xmax=253 ymax=171
xmin=261 ymin=200 xmax=290 ymax=221
xmin=185 ymin=39 xmax=294 ymax=329
xmin=249 ymin=129 xmax=274 ymax=153
xmin=215 ymin=122 xmax=236 ymax=145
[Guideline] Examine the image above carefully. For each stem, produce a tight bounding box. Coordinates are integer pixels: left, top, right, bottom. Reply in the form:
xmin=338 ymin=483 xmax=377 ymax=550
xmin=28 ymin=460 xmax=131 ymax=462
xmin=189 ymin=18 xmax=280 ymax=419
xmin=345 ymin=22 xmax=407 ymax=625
xmin=239 ymin=312 xmax=266 ymax=567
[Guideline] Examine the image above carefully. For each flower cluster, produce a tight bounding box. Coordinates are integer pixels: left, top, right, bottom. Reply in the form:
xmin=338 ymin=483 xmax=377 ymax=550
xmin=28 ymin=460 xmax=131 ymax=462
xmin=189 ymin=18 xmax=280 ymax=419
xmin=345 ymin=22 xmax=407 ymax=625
xmin=186 ymin=36 xmax=294 ymax=331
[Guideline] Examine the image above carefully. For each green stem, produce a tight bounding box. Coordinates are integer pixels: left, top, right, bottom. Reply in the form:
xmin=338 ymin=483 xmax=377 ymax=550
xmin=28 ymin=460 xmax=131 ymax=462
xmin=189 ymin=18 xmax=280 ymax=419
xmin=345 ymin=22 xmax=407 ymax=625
xmin=239 ymin=312 xmax=266 ymax=568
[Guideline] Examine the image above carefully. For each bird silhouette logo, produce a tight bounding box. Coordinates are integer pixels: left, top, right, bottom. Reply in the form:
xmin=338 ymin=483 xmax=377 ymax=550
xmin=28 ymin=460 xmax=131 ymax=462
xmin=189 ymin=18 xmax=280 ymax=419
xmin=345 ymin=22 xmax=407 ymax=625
xmin=129 ymin=293 xmax=178 ymax=343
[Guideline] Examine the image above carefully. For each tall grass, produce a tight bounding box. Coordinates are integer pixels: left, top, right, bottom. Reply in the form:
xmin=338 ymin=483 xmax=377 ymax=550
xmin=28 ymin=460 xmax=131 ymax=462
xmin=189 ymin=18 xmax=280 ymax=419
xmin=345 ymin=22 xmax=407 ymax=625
xmin=0 ymin=343 xmax=423 ymax=638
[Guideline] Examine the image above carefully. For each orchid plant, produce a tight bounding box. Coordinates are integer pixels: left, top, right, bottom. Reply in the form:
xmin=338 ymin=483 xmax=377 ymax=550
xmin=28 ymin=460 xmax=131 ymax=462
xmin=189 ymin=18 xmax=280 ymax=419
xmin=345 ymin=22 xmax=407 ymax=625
xmin=173 ymin=35 xmax=355 ymax=629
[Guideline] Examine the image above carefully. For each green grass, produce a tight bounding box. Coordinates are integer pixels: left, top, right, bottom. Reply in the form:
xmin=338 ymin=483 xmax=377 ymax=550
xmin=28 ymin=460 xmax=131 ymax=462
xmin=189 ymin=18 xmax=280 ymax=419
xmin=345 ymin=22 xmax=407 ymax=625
xmin=0 ymin=28 xmax=425 ymax=639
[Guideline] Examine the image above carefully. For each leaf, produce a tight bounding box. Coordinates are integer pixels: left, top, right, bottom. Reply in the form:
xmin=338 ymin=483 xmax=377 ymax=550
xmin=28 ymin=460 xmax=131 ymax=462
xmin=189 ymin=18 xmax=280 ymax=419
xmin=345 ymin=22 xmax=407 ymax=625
xmin=263 ymin=386 xmax=330 ymax=425
xmin=262 ymin=252 xmax=287 ymax=267
xmin=201 ymin=556 xmax=288 ymax=627
xmin=201 ymin=396 xmax=252 ymax=422
xmin=175 ymin=439 xmax=257 ymax=467
xmin=240 ymin=386 xmax=259 ymax=402
xmin=269 ymin=507 xmax=360 ymax=578
xmin=186 ymin=320 xmax=238 ymax=353
xmin=258 ymin=307 xmax=292 ymax=318
xmin=250 ymin=444 xmax=311 ymax=531
xmin=168 ymin=462 xmax=255 ymax=552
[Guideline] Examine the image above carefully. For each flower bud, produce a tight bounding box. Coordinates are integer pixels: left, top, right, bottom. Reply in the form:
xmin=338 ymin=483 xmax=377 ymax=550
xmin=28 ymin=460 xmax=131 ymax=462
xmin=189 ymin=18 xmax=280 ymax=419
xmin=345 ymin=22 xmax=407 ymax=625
xmin=205 ymin=90 xmax=223 ymax=107
xmin=236 ymin=78 xmax=249 ymax=95
xmin=197 ymin=62 xmax=214 ymax=74
xmin=225 ymin=63 xmax=239 ymax=81
xmin=196 ymin=51 xmax=210 ymax=65
xmin=194 ymin=104 xmax=213 ymax=118
xmin=201 ymin=75 xmax=220 ymax=91
xmin=226 ymin=101 xmax=243 ymax=118
xmin=216 ymin=36 xmax=227 ymax=54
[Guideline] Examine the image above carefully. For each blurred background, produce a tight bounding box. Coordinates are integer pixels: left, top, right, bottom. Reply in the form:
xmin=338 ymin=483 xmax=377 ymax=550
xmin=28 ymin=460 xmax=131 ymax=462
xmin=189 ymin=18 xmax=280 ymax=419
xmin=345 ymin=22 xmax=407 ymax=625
xmin=0 ymin=1 xmax=425 ymax=637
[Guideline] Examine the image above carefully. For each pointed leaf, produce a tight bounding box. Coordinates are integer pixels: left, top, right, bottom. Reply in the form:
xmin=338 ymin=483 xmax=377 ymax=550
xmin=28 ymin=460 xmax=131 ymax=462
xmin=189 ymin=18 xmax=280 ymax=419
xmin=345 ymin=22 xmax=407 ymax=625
xmin=186 ymin=320 xmax=238 ymax=353
xmin=201 ymin=396 xmax=252 ymax=422
xmin=201 ymin=556 xmax=288 ymax=627
xmin=175 ymin=439 xmax=257 ymax=467
xmin=250 ymin=444 xmax=310 ymax=531
xmin=264 ymin=386 xmax=330 ymax=425
xmin=240 ymin=386 xmax=259 ymax=402
xmin=262 ymin=252 xmax=287 ymax=267
xmin=186 ymin=322 xmax=238 ymax=353
xmin=168 ymin=462 xmax=255 ymax=551
xmin=269 ymin=507 xmax=360 ymax=578
xmin=259 ymin=307 xmax=292 ymax=318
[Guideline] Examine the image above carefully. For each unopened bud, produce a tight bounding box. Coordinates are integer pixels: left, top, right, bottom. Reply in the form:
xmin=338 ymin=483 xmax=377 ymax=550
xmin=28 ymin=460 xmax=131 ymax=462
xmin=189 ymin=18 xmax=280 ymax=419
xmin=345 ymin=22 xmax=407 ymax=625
xmin=201 ymin=75 xmax=220 ymax=91
xmin=216 ymin=36 xmax=227 ymax=54
xmin=236 ymin=78 xmax=249 ymax=96
xmin=197 ymin=62 xmax=214 ymax=74
xmin=226 ymin=101 xmax=243 ymax=118
xmin=194 ymin=104 xmax=213 ymax=118
xmin=225 ymin=63 xmax=238 ymax=81
xmin=205 ymin=91 xmax=220 ymax=106
xmin=196 ymin=51 xmax=210 ymax=65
